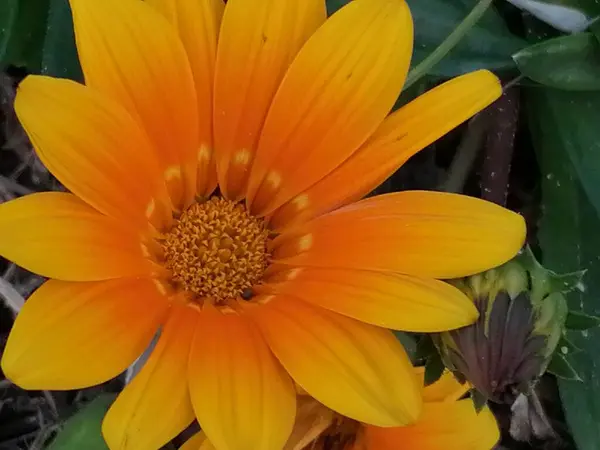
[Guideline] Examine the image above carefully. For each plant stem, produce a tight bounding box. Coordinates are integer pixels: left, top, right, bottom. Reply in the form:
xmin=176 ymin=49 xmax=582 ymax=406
xmin=441 ymin=112 xmax=490 ymax=193
xmin=404 ymin=0 xmax=494 ymax=90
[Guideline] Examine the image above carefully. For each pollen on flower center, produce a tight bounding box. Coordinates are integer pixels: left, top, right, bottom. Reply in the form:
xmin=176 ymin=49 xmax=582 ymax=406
xmin=161 ymin=197 xmax=270 ymax=304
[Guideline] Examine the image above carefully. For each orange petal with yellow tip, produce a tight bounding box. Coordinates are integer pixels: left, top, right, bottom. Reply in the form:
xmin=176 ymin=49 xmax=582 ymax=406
xmin=0 ymin=193 xmax=156 ymax=281
xmin=188 ymin=306 xmax=296 ymax=450
xmin=1 ymin=278 xmax=167 ymax=390
xmin=246 ymin=0 xmax=413 ymax=215
xmin=69 ymin=0 xmax=198 ymax=209
xmin=147 ymin=0 xmax=224 ymax=198
xmin=180 ymin=432 xmax=216 ymax=450
xmin=103 ymin=304 xmax=197 ymax=450
xmin=213 ymin=0 xmax=326 ymax=200
xmin=15 ymin=76 xmax=170 ymax=228
xmin=259 ymin=268 xmax=477 ymax=332
xmin=363 ymin=400 xmax=500 ymax=450
xmin=248 ymin=295 xmax=422 ymax=427
xmin=273 ymin=191 xmax=526 ymax=279
xmin=270 ymin=70 xmax=502 ymax=230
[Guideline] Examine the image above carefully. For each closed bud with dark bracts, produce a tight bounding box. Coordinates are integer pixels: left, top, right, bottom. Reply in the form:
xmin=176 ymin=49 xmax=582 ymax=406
xmin=436 ymin=246 xmax=586 ymax=405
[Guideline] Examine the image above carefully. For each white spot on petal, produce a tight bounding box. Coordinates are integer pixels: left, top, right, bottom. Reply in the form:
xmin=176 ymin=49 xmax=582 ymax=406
xmin=145 ymin=198 xmax=156 ymax=219
xmin=233 ymin=148 xmax=251 ymax=165
xmin=164 ymin=165 xmax=182 ymax=182
xmin=293 ymin=194 xmax=310 ymax=211
xmin=298 ymin=234 xmax=313 ymax=252
xmin=198 ymin=145 xmax=211 ymax=162
xmin=267 ymin=171 xmax=282 ymax=189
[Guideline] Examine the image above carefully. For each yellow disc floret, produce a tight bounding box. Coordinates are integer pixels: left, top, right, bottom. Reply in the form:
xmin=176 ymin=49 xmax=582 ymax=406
xmin=161 ymin=197 xmax=269 ymax=304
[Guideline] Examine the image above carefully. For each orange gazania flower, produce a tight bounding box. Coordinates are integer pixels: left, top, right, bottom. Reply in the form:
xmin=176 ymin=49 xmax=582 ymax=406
xmin=0 ymin=0 xmax=525 ymax=449
xmin=182 ymin=371 xmax=501 ymax=450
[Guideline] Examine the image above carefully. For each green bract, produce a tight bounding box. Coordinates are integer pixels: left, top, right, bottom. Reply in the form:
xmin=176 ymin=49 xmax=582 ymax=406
xmin=436 ymin=247 xmax=589 ymax=405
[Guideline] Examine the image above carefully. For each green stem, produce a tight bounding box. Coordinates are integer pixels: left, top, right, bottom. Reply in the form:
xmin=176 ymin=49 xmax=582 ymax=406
xmin=404 ymin=0 xmax=493 ymax=90
xmin=441 ymin=113 xmax=489 ymax=193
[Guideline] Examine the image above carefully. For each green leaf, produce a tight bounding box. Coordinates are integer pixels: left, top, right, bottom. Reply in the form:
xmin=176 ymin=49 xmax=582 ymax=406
xmin=414 ymin=334 xmax=437 ymax=362
xmin=423 ymin=352 xmax=445 ymax=386
xmin=565 ymin=310 xmax=600 ymax=330
xmin=325 ymin=0 xmax=347 ymax=14
xmin=557 ymin=335 xmax=583 ymax=355
xmin=395 ymin=76 xmax=429 ymax=109
xmin=547 ymin=270 xmax=587 ymax=295
xmin=0 ymin=0 xmax=19 ymax=62
xmin=514 ymin=33 xmax=600 ymax=90
xmin=590 ymin=19 xmax=600 ymax=44
xmin=0 ymin=0 xmax=81 ymax=78
xmin=325 ymin=0 xmax=525 ymax=77
xmin=408 ymin=0 xmax=525 ymax=76
xmin=41 ymin=0 xmax=82 ymax=80
xmin=547 ymin=353 xmax=583 ymax=381
xmin=574 ymin=0 xmax=600 ymax=22
xmin=393 ymin=331 xmax=418 ymax=362
xmin=0 ymin=0 xmax=50 ymax=71
xmin=530 ymin=90 xmax=600 ymax=218
xmin=47 ymin=394 xmax=116 ymax=450
xmin=530 ymin=85 xmax=600 ymax=450
xmin=571 ymin=0 xmax=600 ymax=41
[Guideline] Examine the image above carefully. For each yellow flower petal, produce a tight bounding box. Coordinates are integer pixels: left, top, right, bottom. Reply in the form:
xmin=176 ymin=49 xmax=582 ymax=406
xmin=188 ymin=306 xmax=296 ymax=450
xmin=147 ymin=0 xmax=225 ymax=197
xmin=1 ymin=278 xmax=167 ymax=390
xmin=273 ymin=191 xmax=526 ymax=279
xmin=0 ymin=193 xmax=155 ymax=281
xmin=15 ymin=76 xmax=170 ymax=228
xmin=248 ymin=296 xmax=422 ymax=427
xmin=260 ymin=268 xmax=477 ymax=332
xmin=247 ymin=0 xmax=413 ymax=215
xmin=415 ymin=368 xmax=470 ymax=403
xmin=69 ymin=0 xmax=198 ymax=209
xmin=363 ymin=400 xmax=500 ymax=450
xmin=103 ymin=304 xmax=196 ymax=450
xmin=214 ymin=0 xmax=326 ymax=200
xmin=270 ymin=70 xmax=502 ymax=230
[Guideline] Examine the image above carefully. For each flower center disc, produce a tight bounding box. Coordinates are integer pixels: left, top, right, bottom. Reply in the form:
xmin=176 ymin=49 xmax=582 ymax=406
xmin=161 ymin=197 xmax=270 ymax=304
xmin=315 ymin=416 xmax=362 ymax=450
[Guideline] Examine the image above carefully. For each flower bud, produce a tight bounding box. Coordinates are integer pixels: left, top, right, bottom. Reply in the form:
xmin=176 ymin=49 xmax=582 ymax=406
xmin=436 ymin=246 xmax=585 ymax=404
